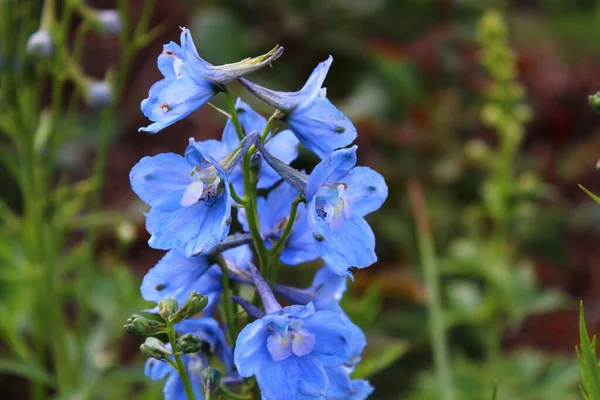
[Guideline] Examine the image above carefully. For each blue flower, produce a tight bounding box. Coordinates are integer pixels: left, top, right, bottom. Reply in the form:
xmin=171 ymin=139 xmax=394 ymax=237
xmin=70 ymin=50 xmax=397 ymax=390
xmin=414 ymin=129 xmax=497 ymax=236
xmin=256 ymin=143 xmax=388 ymax=277
xmin=145 ymin=317 xmax=234 ymax=400
xmin=141 ymin=241 xmax=253 ymax=316
xmin=140 ymin=28 xmax=283 ymax=133
xmin=234 ymin=303 xmax=361 ymax=400
xmin=200 ymin=98 xmax=299 ymax=196
xmin=234 ymin=265 xmax=366 ymax=399
xmin=239 ymin=56 xmax=356 ymax=159
xmin=130 ymin=133 xmax=256 ymax=256
xmin=238 ymin=182 xmax=319 ymax=265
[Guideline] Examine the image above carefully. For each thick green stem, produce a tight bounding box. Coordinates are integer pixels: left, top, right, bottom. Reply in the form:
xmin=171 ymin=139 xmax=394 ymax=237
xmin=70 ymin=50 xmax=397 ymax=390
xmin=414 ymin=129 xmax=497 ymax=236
xmin=167 ymin=323 xmax=196 ymax=400
xmin=408 ymin=180 xmax=453 ymax=400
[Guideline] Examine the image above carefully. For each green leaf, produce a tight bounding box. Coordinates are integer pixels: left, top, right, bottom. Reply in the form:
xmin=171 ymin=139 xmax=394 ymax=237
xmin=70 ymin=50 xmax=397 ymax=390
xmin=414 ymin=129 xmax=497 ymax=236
xmin=579 ymin=185 xmax=600 ymax=207
xmin=491 ymin=382 xmax=498 ymax=400
xmin=353 ymin=340 xmax=409 ymax=379
xmin=0 ymin=358 xmax=56 ymax=387
xmin=577 ymin=301 xmax=600 ymax=400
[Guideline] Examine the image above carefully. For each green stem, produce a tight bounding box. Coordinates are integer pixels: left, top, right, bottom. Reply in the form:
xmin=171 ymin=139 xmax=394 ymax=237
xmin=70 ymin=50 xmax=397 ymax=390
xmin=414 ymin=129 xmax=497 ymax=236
xmin=229 ymin=183 xmax=248 ymax=207
xmin=259 ymin=111 xmax=280 ymax=142
xmin=226 ymin=97 xmax=269 ymax=273
xmin=167 ymin=323 xmax=196 ymax=400
xmin=408 ymin=180 xmax=453 ymax=400
xmin=226 ymin=91 xmax=244 ymax=140
xmin=269 ymin=194 xmax=303 ymax=257
xmin=215 ymin=255 xmax=238 ymax=346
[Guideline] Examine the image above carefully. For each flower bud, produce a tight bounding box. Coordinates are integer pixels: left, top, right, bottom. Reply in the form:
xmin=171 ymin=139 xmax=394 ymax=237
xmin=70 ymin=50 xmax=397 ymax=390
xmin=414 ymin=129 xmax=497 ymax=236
xmin=26 ymin=30 xmax=53 ymax=56
xmin=177 ymin=333 xmax=202 ymax=354
xmin=170 ymin=292 xmax=208 ymax=323
xmin=124 ymin=314 xmax=166 ymax=336
xmin=85 ymin=80 xmax=112 ymax=108
xmin=201 ymin=367 xmax=222 ymax=397
xmin=140 ymin=337 xmax=171 ymax=361
xmin=94 ymin=10 xmax=122 ymax=35
xmin=589 ymin=92 xmax=600 ymax=115
xmin=158 ymin=298 xmax=179 ymax=320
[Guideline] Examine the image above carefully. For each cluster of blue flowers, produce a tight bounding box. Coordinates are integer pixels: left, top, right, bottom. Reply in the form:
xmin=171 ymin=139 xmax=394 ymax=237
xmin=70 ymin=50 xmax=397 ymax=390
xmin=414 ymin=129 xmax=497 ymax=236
xmin=129 ymin=27 xmax=387 ymax=400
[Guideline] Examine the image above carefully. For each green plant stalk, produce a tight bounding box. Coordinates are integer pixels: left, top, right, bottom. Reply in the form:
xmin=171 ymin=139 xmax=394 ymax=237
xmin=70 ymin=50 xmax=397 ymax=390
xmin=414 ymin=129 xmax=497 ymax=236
xmin=79 ymin=0 xmax=155 ymax=358
xmin=408 ymin=180 xmax=453 ymax=400
xmin=216 ymin=256 xmax=238 ymax=346
xmin=267 ymin=194 xmax=303 ymax=284
xmin=166 ymin=322 xmax=196 ymax=400
xmin=226 ymin=91 xmax=245 ymax=141
xmin=227 ymin=98 xmax=269 ymax=272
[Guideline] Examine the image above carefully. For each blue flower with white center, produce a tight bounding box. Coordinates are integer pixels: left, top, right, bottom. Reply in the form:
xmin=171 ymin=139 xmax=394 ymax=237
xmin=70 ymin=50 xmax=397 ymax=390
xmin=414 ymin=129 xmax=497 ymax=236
xmin=139 ymin=28 xmax=283 ymax=134
xmin=197 ymin=98 xmax=299 ymax=197
xmin=145 ymin=317 xmax=233 ymax=400
xmin=239 ymin=56 xmax=356 ymax=159
xmin=238 ymin=182 xmax=319 ymax=265
xmin=234 ymin=265 xmax=363 ymax=400
xmin=141 ymin=239 xmax=253 ymax=316
xmin=130 ymin=133 xmax=257 ymax=256
xmin=256 ymin=143 xmax=388 ymax=277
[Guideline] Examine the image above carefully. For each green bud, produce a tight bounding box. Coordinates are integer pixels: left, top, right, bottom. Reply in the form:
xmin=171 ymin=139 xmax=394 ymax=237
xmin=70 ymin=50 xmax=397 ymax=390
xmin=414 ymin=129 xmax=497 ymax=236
xmin=177 ymin=333 xmax=203 ymax=354
xmin=124 ymin=314 xmax=166 ymax=336
xmin=589 ymin=92 xmax=600 ymax=115
xmin=201 ymin=367 xmax=222 ymax=397
xmin=140 ymin=337 xmax=171 ymax=361
xmin=170 ymin=292 xmax=209 ymax=323
xmin=158 ymin=298 xmax=179 ymax=320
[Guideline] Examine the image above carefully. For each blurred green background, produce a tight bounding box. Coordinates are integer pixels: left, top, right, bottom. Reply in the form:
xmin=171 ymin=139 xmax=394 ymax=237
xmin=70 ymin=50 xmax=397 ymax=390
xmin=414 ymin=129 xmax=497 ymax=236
xmin=4 ymin=0 xmax=600 ymax=399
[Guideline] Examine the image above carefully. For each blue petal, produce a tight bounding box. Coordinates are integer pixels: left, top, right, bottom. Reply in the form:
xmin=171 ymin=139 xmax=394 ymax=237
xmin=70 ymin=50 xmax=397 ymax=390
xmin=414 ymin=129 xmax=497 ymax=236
xmin=239 ymin=56 xmax=332 ymax=112
xmin=347 ymin=380 xmax=374 ymax=400
xmin=342 ymin=166 xmax=388 ymax=218
xmin=140 ymin=79 xmax=170 ymax=120
xmin=306 ymin=146 xmax=357 ymax=200
xmin=144 ymin=358 xmax=171 ymax=381
xmin=255 ymin=354 xmax=328 ymax=399
xmin=267 ymin=332 xmax=293 ymax=361
xmin=222 ymin=244 xmax=253 ymax=270
xmin=185 ymin=138 xmax=229 ymax=168
xmin=287 ymin=96 xmax=357 ymax=160
xmin=297 ymin=56 xmax=333 ymax=107
xmin=139 ymin=75 xmax=217 ymax=134
xmin=145 ymin=189 xmax=231 ymax=256
xmin=140 ymin=249 xmax=210 ymax=305
xmin=324 ymin=365 xmax=354 ymax=400
xmin=310 ymin=267 xmax=347 ymax=310
xmin=179 ymin=28 xmax=212 ymax=74
xmin=302 ymin=310 xmax=355 ymax=365
xmin=260 ymin=129 xmax=299 ymax=189
xmin=157 ymin=42 xmax=185 ymax=79
xmin=163 ymin=373 xmax=185 ymax=400
xmin=234 ymin=318 xmax=270 ymax=377
xmin=130 ymin=153 xmax=192 ymax=210
xmin=307 ymin=200 xmax=376 ymax=276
